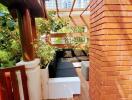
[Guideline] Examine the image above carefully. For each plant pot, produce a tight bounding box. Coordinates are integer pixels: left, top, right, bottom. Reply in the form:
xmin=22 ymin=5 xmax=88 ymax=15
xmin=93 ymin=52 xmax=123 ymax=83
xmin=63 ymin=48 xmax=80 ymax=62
xmin=41 ymin=64 xmax=49 ymax=99
xmin=16 ymin=59 xmax=41 ymax=100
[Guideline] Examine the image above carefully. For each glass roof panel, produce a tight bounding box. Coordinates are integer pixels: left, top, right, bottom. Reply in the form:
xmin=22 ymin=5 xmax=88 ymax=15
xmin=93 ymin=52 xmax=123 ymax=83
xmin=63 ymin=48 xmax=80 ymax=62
xmin=45 ymin=0 xmax=90 ymax=9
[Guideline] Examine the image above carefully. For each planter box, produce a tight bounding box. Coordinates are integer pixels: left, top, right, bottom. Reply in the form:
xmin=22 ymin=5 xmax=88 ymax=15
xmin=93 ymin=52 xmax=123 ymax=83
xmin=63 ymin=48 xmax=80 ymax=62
xmin=41 ymin=65 xmax=49 ymax=100
xmin=16 ymin=59 xmax=41 ymax=100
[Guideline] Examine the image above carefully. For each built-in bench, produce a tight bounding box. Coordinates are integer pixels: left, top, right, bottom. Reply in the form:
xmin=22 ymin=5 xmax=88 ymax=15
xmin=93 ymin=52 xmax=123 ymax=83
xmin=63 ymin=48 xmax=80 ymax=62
xmin=47 ymin=50 xmax=81 ymax=99
xmin=42 ymin=49 xmax=88 ymax=99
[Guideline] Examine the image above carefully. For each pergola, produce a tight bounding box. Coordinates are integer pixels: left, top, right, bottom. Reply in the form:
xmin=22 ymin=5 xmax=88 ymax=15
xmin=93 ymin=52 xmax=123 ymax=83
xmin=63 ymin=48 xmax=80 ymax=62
xmin=46 ymin=0 xmax=90 ymax=26
xmin=1 ymin=0 xmax=132 ymax=100
xmin=44 ymin=0 xmax=90 ymax=48
xmin=0 ymin=0 xmax=90 ymax=61
xmin=46 ymin=0 xmax=90 ymax=17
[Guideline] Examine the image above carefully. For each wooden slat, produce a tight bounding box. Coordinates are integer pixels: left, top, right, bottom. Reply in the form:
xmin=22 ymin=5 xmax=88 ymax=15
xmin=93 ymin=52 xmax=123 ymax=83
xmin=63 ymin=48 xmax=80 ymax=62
xmin=10 ymin=71 xmax=20 ymax=100
xmin=51 ymin=44 xmax=72 ymax=48
xmin=80 ymin=1 xmax=91 ymax=16
xmin=50 ymin=33 xmax=67 ymax=38
xmin=0 ymin=71 xmax=9 ymax=100
xmin=20 ymin=68 xmax=29 ymax=100
xmin=0 ymin=66 xmax=29 ymax=100
xmin=69 ymin=0 xmax=76 ymax=17
xmin=5 ymin=73 xmax=13 ymax=100
xmin=50 ymin=33 xmax=88 ymax=37
xmin=48 ymin=8 xmax=85 ymax=12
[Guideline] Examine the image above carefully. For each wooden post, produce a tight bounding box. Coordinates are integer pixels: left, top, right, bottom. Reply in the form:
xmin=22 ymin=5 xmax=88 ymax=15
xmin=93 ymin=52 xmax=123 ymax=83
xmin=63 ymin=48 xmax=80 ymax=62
xmin=17 ymin=9 xmax=35 ymax=61
xmin=31 ymin=16 xmax=37 ymax=41
xmin=31 ymin=16 xmax=38 ymax=57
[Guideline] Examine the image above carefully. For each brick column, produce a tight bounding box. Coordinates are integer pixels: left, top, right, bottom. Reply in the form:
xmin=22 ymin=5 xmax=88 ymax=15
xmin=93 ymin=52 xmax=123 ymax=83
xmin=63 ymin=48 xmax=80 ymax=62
xmin=89 ymin=0 xmax=132 ymax=100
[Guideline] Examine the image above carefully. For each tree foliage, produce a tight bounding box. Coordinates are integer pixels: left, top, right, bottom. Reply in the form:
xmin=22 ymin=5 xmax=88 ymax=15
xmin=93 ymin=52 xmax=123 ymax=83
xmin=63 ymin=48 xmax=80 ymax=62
xmin=0 ymin=4 xmax=8 ymax=14
xmin=36 ymin=11 xmax=71 ymax=35
xmin=36 ymin=11 xmax=85 ymax=35
xmin=0 ymin=7 xmax=86 ymax=68
xmin=0 ymin=4 xmax=21 ymax=67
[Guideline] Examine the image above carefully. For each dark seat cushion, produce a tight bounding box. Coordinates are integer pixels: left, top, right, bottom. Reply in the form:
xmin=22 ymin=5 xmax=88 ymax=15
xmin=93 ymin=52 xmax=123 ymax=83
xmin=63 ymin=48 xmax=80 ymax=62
xmin=56 ymin=50 xmax=64 ymax=58
xmin=57 ymin=62 xmax=74 ymax=69
xmin=48 ymin=61 xmax=56 ymax=78
xmin=56 ymin=61 xmax=78 ymax=77
xmin=56 ymin=68 xmax=78 ymax=77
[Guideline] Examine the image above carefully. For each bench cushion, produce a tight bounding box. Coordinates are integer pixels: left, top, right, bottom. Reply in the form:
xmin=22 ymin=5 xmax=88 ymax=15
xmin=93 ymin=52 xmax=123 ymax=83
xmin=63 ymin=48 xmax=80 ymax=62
xmin=74 ymin=50 xmax=85 ymax=57
xmin=57 ymin=62 xmax=74 ymax=69
xmin=56 ymin=62 xmax=77 ymax=77
xmin=56 ymin=68 xmax=78 ymax=77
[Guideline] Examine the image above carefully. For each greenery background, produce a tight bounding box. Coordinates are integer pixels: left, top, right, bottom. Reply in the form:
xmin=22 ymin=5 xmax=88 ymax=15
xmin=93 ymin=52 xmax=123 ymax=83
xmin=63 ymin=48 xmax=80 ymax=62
xmin=0 ymin=4 xmax=87 ymax=68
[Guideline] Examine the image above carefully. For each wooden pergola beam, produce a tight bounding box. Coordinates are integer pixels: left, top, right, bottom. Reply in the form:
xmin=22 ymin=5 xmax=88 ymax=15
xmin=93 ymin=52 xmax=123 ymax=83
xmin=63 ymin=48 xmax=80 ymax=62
xmin=55 ymin=0 xmax=60 ymax=18
xmin=80 ymin=1 xmax=91 ymax=16
xmin=48 ymin=8 xmax=84 ymax=12
xmin=69 ymin=0 xmax=76 ymax=17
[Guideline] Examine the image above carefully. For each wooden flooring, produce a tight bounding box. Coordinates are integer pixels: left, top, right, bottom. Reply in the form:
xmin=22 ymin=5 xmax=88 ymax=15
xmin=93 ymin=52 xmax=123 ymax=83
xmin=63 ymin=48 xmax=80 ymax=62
xmin=73 ymin=68 xmax=90 ymax=100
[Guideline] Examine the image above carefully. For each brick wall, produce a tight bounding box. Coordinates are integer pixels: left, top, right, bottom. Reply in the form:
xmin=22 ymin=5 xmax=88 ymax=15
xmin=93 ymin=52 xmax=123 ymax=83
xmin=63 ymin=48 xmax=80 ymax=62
xmin=89 ymin=0 xmax=132 ymax=100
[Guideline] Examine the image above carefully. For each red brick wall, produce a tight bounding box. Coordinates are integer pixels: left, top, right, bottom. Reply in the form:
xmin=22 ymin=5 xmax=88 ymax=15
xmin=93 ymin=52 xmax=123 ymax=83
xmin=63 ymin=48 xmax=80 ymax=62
xmin=89 ymin=0 xmax=132 ymax=100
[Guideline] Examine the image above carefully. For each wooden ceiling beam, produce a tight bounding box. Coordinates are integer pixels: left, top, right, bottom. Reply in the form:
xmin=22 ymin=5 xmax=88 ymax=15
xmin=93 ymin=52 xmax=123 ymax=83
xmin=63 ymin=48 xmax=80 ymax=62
xmin=48 ymin=8 xmax=84 ymax=12
xmin=80 ymin=1 xmax=91 ymax=16
xmin=69 ymin=0 xmax=76 ymax=17
xmin=55 ymin=0 xmax=60 ymax=18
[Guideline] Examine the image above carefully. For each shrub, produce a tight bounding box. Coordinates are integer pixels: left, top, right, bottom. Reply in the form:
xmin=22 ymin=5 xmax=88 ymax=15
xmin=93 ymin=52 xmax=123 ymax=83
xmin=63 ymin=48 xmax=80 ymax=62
xmin=36 ymin=40 xmax=56 ymax=68
xmin=0 ymin=50 xmax=14 ymax=67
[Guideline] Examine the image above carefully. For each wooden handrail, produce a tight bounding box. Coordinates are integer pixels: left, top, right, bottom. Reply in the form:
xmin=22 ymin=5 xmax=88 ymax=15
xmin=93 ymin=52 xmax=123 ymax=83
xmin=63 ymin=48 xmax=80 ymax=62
xmin=0 ymin=65 xmax=29 ymax=100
